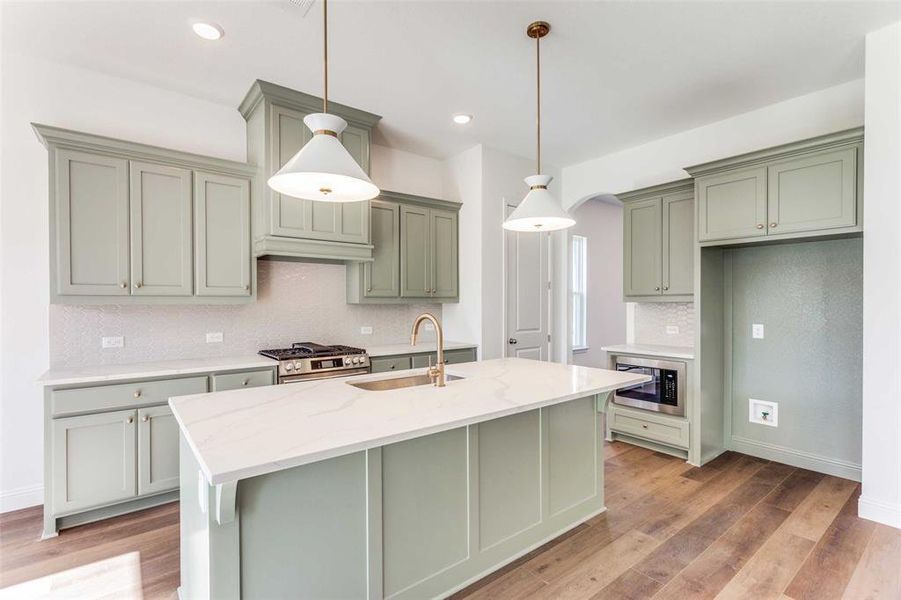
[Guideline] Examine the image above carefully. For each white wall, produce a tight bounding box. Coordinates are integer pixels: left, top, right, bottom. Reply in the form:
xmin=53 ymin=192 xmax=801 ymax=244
xmin=561 ymin=79 xmax=865 ymax=209
xmin=859 ymin=22 xmax=901 ymax=529
xmin=569 ymin=199 xmax=626 ymax=368
xmin=0 ymin=52 xmax=455 ymax=512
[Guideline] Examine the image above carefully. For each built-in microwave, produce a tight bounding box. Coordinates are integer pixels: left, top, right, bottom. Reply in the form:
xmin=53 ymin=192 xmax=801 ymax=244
xmin=612 ymin=356 xmax=686 ymax=417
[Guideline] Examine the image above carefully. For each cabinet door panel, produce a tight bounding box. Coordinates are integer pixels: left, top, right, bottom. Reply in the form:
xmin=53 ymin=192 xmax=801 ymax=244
xmin=194 ymin=172 xmax=251 ymax=296
xmin=364 ymin=199 xmax=400 ymax=297
xmin=767 ymin=147 xmax=857 ymax=234
xmin=339 ymin=202 xmax=370 ymax=244
xmin=271 ymin=105 xmax=313 ymax=236
xmin=431 ymin=209 xmax=459 ymax=298
xmin=129 ymin=161 xmax=193 ymax=296
xmin=662 ymin=192 xmax=694 ymax=296
xmin=370 ymin=356 xmax=412 ymax=373
xmin=623 ymin=198 xmax=662 ymax=296
xmin=697 ymin=167 xmax=767 ymax=241
xmin=546 ymin=397 xmax=597 ymax=516
xmin=52 ymin=410 xmax=136 ymax=513
xmin=340 ymin=125 xmax=370 ymax=173
xmin=55 ymin=149 xmax=130 ymax=295
xmin=400 ymin=205 xmax=431 ymax=298
xmin=137 ymin=406 xmax=179 ymax=495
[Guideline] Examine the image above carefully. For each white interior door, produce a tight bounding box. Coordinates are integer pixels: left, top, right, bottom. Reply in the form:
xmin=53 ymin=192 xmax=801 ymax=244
xmin=505 ymin=207 xmax=550 ymax=360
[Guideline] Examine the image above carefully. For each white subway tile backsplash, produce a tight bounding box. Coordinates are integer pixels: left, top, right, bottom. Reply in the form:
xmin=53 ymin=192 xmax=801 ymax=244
xmin=633 ymin=302 xmax=695 ymax=346
xmin=50 ymin=260 xmax=441 ymax=368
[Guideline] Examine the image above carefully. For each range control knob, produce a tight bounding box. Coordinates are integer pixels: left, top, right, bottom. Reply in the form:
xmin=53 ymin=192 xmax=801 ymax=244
xmin=353 ymin=357 xmax=361 ymax=364
xmin=284 ymin=363 xmax=294 ymax=371
xmin=344 ymin=357 xmax=353 ymax=366
xmin=294 ymin=362 xmax=303 ymax=370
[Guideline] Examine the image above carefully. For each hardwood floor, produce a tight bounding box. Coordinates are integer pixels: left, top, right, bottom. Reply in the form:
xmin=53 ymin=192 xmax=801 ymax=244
xmin=1 ymin=443 xmax=899 ymax=599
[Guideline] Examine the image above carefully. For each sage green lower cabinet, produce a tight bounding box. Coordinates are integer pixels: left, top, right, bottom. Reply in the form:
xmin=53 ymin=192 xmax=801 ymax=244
xmin=370 ymin=356 xmax=412 ymax=373
xmin=194 ymin=172 xmax=251 ymax=296
xmin=137 ymin=406 xmax=180 ymax=495
xmin=129 ymin=161 xmax=193 ymax=296
xmin=210 ymin=369 xmax=275 ymax=391
xmin=608 ymin=404 xmax=690 ymax=451
xmin=178 ymin=394 xmax=606 ymax=599
xmin=410 ymin=347 xmax=477 ymax=368
xmin=52 ymin=409 xmax=137 ymax=514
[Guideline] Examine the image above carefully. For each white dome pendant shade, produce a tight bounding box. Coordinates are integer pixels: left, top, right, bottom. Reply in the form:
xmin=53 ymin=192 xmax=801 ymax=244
xmin=503 ymin=20 xmax=575 ymax=232
xmin=267 ymin=113 xmax=379 ymax=202
xmin=503 ymin=175 xmax=575 ymax=232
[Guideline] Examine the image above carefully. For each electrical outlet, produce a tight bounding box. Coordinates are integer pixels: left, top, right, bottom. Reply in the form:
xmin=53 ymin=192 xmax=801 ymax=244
xmin=752 ymin=323 xmax=765 ymax=339
xmin=360 ymin=326 xmax=373 ymax=335
xmin=666 ymin=325 xmax=680 ymax=335
xmin=206 ymin=332 xmax=223 ymax=343
xmin=749 ymin=398 xmax=778 ymax=427
xmin=101 ymin=336 xmax=124 ymax=349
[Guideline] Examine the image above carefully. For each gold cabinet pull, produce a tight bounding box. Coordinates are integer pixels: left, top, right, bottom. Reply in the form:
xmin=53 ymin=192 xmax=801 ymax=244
xmin=242 ymin=379 xmax=249 ymax=386
xmin=756 ymin=224 xmax=764 ymax=229
xmin=119 ymin=282 xmax=128 ymax=289
xmin=133 ymin=390 xmax=142 ymax=398
xmin=134 ymin=282 xmax=143 ymax=289
xmin=770 ymin=222 xmax=778 ymax=228
xmin=126 ymin=416 xmax=134 ymax=424
xmin=141 ymin=415 xmax=149 ymax=422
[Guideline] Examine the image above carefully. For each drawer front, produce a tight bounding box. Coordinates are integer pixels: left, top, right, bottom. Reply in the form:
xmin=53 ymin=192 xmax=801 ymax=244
xmin=211 ymin=369 xmax=275 ymax=392
xmin=611 ymin=408 xmax=689 ymax=449
xmin=371 ymin=356 xmax=412 ymax=373
xmin=52 ymin=376 xmax=208 ymax=417
xmin=444 ymin=348 xmax=476 ymax=365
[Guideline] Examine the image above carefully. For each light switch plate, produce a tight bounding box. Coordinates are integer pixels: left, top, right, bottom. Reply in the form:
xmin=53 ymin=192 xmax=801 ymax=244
xmin=666 ymin=325 xmax=680 ymax=335
xmin=752 ymin=323 xmax=765 ymax=339
xmin=206 ymin=332 xmax=223 ymax=343
xmin=360 ymin=326 xmax=373 ymax=335
xmin=749 ymin=398 xmax=778 ymax=427
xmin=101 ymin=336 xmax=124 ymax=349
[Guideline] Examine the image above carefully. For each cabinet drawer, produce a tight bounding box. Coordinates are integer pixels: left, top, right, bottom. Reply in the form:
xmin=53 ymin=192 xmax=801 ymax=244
xmin=445 ymin=348 xmax=476 ymax=364
xmin=211 ymin=369 xmax=275 ymax=392
xmin=371 ymin=356 xmax=412 ymax=373
xmin=611 ymin=407 xmax=689 ymax=449
xmin=51 ymin=376 xmax=208 ymax=417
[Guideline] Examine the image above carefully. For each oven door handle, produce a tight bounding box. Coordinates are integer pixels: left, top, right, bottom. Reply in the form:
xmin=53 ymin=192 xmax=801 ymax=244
xmin=280 ymin=367 xmax=370 ymax=384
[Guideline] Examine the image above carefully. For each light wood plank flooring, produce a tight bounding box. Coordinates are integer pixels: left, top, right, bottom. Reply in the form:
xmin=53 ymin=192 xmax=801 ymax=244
xmin=1 ymin=443 xmax=899 ymax=599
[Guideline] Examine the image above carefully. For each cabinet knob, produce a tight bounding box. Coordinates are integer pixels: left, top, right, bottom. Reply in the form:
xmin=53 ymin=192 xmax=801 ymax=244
xmin=119 ymin=282 xmax=127 ymax=289
xmin=663 ymin=286 xmax=669 ymax=291
xmin=655 ymin=286 xmax=660 ymax=291
xmin=141 ymin=415 xmax=149 ymax=422
xmin=770 ymin=222 xmax=778 ymax=228
xmin=366 ymin=287 xmax=372 ymax=292
xmin=126 ymin=416 xmax=134 ymax=424
xmin=244 ymin=285 xmax=250 ymax=291
xmin=242 ymin=379 xmax=249 ymax=386
xmin=134 ymin=282 xmax=143 ymax=289
xmin=756 ymin=224 xmax=764 ymax=229
xmin=641 ymin=424 xmax=648 ymax=429
xmin=389 ymin=365 xmax=396 ymax=370
xmin=133 ymin=390 xmax=141 ymax=398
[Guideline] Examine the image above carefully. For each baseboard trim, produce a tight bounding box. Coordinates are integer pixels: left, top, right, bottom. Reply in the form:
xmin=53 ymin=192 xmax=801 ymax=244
xmin=0 ymin=484 xmax=43 ymax=514
xmin=858 ymin=495 xmax=901 ymax=529
xmin=729 ymin=435 xmax=861 ymax=481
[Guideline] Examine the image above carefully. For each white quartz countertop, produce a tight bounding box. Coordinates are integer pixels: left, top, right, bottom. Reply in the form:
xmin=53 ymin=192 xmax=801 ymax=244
xmin=38 ymin=355 xmax=278 ymax=386
xmin=169 ymin=357 xmax=650 ymax=485
xmin=601 ymin=344 xmax=695 ymax=360
xmin=366 ymin=340 xmax=477 ymax=357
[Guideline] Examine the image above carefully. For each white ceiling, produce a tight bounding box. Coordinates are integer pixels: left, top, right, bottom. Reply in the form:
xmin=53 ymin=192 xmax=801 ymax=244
xmin=4 ymin=1 xmax=900 ymax=166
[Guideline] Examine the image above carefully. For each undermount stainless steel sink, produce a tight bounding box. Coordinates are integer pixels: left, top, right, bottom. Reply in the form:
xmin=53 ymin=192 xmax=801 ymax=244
xmin=348 ymin=373 xmax=464 ymax=391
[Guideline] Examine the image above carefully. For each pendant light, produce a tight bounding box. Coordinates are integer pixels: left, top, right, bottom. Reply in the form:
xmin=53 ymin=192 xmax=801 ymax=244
xmin=503 ymin=21 xmax=575 ymax=232
xmin=267 ymin=0 xmax=379 ymax=203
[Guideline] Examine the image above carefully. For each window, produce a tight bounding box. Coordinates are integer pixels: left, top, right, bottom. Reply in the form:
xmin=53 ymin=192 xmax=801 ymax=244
xmin=571 ymin=235 xmax=588 ymax=351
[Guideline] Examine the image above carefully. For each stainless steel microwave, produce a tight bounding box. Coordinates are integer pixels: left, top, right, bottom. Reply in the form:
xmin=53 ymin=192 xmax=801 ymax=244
xmin=612 ymin=356 xmax=686 ymax=417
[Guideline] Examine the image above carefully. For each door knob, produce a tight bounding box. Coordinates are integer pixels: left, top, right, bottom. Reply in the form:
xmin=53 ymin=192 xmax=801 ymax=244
xmin=508 ymin=338 xmax=518 ymax=345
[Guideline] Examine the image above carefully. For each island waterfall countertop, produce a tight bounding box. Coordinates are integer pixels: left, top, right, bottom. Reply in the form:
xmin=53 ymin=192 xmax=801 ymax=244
xmin=170 ymin=357 xmax=650 ymax=485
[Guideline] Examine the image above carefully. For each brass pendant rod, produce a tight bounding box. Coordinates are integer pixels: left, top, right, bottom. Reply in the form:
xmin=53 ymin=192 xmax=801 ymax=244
xmin=323 ymin=0 xmax=328 ymax=113
xmin=536 ymin=32 xmax=541 ymax=174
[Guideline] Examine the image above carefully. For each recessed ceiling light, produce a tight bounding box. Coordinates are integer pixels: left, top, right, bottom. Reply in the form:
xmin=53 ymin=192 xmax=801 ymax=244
xmin=192 ymin=22 xmax=224 ymax=41
xmin=453 ymin=114 xmax=473 ymax=125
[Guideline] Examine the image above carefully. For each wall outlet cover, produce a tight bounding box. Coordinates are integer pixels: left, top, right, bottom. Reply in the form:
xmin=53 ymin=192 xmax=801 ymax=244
xmin=101 ymin=336 xmax=124 ymax=349
xmin=752 ymin=323 xmax=765 ymax=339
xmin=206 ymin=332 xmax=223 ymax=343
xmin=749 ymin=398 xmax=778 ymax=427
xmin=666 ymin=325 xmax=680 ymax=335
xmin=360 ymin=326 xmax=373 ymax=335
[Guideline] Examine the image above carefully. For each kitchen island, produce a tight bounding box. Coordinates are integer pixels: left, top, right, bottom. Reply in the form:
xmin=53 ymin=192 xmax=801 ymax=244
xmin=169 ymin=357 xmax=649 ymax=600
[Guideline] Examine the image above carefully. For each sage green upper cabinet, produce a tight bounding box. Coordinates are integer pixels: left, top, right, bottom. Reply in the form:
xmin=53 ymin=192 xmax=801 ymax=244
xmin=623 ymin=198 xmax=662 ymax=296
xmin=620 ymin=180 xmax=694 ymax=301
xmin=34 ymin=124 xmax=256 ymax=304
xmin=697 ymin=167 xmax=767 ymax=242
xmin=400 ymin=204 xmax=431 ymax=298
xmin=688 ymin=128 xmax=863 ymax=246
xmin=240 ymin=80 xmax=380 ymax=262
xmin=662 ymin=191 xmax=695 ymax=296
xmin=347 ymin=190 xmax=460 ymax=304
xmin=767 ymin=147 xmax=857 ymax=234
xmin=194 ymin=172 xmax=251 ymax=296
xmin=51 ymin=409 xmax=137 ymax=514
xmin=129 ymin=161 xmax=193 ymax=296
xmin=430 ymin=208 xmax=459 ymax=299
xmin=54 ymin=149 xmax=130 ymax=296
xmin=364 ymin=199 xmax=401 ymax=298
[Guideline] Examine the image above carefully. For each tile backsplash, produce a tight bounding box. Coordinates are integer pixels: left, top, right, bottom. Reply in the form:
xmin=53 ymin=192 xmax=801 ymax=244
xmin=50 ymin=260 xmax=441 ymax=368
xmin=632 ymin=302 xmax=695 ymax=347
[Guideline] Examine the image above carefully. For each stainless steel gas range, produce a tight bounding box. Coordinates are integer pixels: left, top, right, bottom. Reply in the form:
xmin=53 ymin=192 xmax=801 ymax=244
xmin=259 ymin=342 xmax=370 ymax=384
